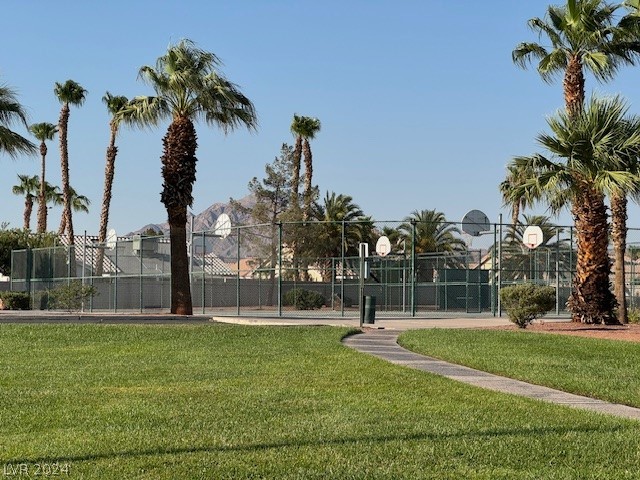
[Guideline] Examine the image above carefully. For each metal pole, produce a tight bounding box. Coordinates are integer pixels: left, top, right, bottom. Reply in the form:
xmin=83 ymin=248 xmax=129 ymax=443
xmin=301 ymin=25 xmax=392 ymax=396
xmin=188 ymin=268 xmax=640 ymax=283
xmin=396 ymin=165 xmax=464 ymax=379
xmin=202 ymin=231 xmax=206 ymax=314
xmin=277 ymin=222 xmax=282 ymax=317
xmin=556 ymin=227 xmax=560 ymax=315
xmin=411 ymin=219 xmax=417 ymax=317
xmin=81 ymin=231 xmax=87 ymax=312
xmin=237 ymin=228 xmax=241 ymax=316
xmin=114 ymin=242 xmax=118 ymax=312
xmin=497 ymin=214 xmax=502 ymax=316
xmin=139 ymin=236 xmax=143 ymax=313
xmin=492 ymin=223 xmax=497 ymax=316
xmin=341 ymin=220 xmax=345 ymax=318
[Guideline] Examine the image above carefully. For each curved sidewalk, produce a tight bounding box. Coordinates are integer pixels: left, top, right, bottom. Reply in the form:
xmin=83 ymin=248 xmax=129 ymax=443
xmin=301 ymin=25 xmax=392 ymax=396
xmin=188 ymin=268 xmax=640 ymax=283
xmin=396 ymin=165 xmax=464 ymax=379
xmin=343 ymin=329 xmax=640 ymax=421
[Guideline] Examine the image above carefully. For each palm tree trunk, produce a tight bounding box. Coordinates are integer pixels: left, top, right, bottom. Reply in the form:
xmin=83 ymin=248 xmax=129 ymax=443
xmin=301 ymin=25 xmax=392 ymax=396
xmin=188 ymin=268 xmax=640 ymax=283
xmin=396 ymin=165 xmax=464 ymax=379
xmin=563 ymin=55 xmax=585 ymax=117
xmin=162 ymin=116 xmax=197 ymax=315
xmin=291 ymin=136 xmax=302 ymax=209
xmin=568 ymin=188 xmax=617 ymax=324
xmin=96 ymin=124 xmax=118 ymax=276
xmin=302 ymin=138 xmax=313 ymax=221
xmin=36 ymin=143 xmax=47 ymax=234
xmin=58 ymin=103 xmax=74 ymax=244
xmin=24 ymin=197 xmax=33 ymax=230
xmin=611 ymin=192 xmax=628 ymax=324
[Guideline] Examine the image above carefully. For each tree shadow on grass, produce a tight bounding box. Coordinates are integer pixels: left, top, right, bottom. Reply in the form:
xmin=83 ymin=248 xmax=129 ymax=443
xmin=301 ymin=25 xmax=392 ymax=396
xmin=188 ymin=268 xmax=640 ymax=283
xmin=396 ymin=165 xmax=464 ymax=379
xmin=9 ymin=423 xmax=629 ymax=465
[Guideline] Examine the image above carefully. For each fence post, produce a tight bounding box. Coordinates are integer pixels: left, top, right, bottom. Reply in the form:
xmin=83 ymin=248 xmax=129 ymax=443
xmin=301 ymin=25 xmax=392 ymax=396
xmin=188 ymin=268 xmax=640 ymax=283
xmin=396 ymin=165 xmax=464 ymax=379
xmin=492 ymin=223 xmax=497 ymax=316
xmin=341 ymin=220 xmax=345 ymax=318
xmin=556 ymin=227 xmax=560 ymax=315
xmin=237 ymin=227 xmax=241 ymax=316
xmin=277 ymin=222 xmax=282 ymax=317
xmin=202 ymin=231 xmax=205 ymax=314
xmin=497 ymin=214 xmax=502 ymax=316
xmin=411 ymin=219 xmax=416 ymax=317
xmin=139 ymin=236 xmax=143 ymax=313
xmin=114 ymin=242 xmax=118 ymax=312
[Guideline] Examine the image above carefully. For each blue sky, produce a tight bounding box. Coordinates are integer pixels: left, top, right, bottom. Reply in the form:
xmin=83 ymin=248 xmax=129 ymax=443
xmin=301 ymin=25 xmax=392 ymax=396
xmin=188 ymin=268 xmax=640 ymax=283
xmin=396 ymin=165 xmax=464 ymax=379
xmin=3 ymin=0 xmax=640 ymax=239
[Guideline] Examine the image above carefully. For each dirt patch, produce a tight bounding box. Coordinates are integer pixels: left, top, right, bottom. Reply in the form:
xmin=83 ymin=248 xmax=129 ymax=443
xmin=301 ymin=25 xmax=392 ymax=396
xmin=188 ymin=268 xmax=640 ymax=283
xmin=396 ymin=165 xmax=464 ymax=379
xmin=494 ymin=321 xmax=640 ymax=343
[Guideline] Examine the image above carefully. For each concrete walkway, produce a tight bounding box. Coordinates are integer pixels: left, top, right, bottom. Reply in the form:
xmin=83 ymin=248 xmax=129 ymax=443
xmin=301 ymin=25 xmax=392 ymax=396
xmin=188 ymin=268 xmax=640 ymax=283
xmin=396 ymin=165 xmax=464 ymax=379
xmin=343 ymin=329 xmax=640 ymax=421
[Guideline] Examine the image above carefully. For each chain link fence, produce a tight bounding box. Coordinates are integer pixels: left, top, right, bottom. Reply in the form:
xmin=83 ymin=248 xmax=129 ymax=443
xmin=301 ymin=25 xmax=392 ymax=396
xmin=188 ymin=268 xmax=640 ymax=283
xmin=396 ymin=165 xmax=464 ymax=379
xmin=9 ymin=220 xmax=639 ymax=317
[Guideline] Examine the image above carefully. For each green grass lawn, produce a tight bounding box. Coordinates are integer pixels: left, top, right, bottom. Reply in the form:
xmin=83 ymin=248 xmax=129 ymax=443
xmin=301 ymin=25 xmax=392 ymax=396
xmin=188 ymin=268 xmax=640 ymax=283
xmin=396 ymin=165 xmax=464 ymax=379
xmin=1 ymin=324 xmax=640 ymax=479
xmin=399 ymin=328 xmax=640 ymax=408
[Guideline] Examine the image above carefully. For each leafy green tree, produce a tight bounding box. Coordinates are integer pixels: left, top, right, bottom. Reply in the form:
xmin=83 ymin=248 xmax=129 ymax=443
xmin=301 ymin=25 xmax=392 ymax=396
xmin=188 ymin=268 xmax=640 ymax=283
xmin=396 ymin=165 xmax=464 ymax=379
xmin=12 ymin=174 xmax=40 ymax=230
xmin=231 ymin=144 xmax=293 ymax=302
xmin=96 ymin=92 xmax=129 ymax=275
xmin=28 ymin=122 xmax=57 ymax=233
xmin=54 ymin=80 xmax=87 ymax=243
xmin=507 ymin=96 xmax=640 ymax=324
xmin=120 ymin=39 xmax=257 ymax=315
xmin=0 ymin=228 xmax=58 ymax=276
xmin=0 ymin=83 xmax=35 ymax=159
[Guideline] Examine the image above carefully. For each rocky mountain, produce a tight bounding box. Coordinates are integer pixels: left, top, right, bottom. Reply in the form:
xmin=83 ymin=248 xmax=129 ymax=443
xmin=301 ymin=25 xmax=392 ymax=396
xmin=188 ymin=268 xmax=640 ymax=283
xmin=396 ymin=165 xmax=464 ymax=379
xmin=130 ymin=194 xmax=256 ymax=260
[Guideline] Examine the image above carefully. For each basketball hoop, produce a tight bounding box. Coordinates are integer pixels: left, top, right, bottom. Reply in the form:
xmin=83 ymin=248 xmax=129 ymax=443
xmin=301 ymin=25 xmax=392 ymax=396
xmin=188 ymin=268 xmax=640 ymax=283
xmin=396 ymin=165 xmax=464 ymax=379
xmin=522 ymin=225 xmax=543 ymax=250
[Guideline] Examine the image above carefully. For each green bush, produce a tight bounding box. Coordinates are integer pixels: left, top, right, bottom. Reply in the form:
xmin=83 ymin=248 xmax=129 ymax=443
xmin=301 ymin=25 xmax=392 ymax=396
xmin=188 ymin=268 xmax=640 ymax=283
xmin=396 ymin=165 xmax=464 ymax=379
xmin=283 ymin=288 xmax=325 ymax=310
xmin=500 ymin=284 xmax=555 ymax=329
xmin=48 ymin=282 xmax=97 ymax=312
xmin=0 ymin=291 xmax=31 ymax=310
xmin=628 ymin=308 xmax=640 ymax=324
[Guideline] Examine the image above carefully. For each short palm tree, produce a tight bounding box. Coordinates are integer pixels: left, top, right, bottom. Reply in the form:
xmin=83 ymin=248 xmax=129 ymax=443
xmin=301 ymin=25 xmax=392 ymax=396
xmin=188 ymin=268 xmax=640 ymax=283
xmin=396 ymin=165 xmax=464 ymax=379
xmin=500 ymin=161 xmax=537 ymax=234
xmin=398 ymin=210 xmax=467 ymax=255
xmin=54 ymin=80 xmax=87 ymax=244
xmin=513 ymin=0 xmax=640 ymax=116
xmin=29 ymin=122 xmax=57 ymax=233
xmin=508 ymin=96 xmax=640 ymax=324
xmin=500 ymin=214 xmax=571 ymax=282
xmin=57 ymin=186 xmax=90 ymax=235
xmin=120 ymin=39 xmax=257 ymax=314
xmin=311 ymin=192 xmax=372 ymax=282
xmin=0 ymin=83 xmax=36 ymax=158
xmin=12 ymin=174 xmax=40 ymax=230
xmin=96 ymin=92 xmax=129 ymax=275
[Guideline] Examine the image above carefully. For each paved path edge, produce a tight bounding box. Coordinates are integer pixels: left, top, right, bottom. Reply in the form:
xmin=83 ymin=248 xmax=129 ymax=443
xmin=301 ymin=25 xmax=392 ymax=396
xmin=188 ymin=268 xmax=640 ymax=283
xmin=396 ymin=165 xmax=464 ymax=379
xmin=342 ymin=330 xmax=640 ymax=421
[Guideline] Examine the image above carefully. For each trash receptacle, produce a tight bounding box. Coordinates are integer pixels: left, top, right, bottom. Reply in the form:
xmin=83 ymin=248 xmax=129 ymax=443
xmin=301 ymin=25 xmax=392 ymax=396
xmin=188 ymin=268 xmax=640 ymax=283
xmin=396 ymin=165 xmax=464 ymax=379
xmin=363 ymin=295 xmax=376 ymax=324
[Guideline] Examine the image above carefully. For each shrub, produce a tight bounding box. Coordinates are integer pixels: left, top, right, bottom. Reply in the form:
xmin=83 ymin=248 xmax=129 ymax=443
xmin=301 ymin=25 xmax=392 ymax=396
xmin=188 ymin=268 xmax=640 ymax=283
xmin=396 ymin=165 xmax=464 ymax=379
xmin=283 ymin=288 xmax=325 ymax=310
xmin=0 ymin=291 xmax=31 ymax=310
xmin=48 ymin=282 xmax=97 ymax=312
xmin=628 ymin=308 xmax=640 ymax=324
xmin=500 ymin=284 xmax=555 ymax=328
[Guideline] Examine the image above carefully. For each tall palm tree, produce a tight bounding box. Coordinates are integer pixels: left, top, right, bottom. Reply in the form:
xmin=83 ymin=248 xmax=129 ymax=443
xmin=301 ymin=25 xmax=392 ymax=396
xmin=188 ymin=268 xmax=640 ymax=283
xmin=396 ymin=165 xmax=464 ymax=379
xmin=57 ymin=186 xmax=90 ymax=235
xmin=29 ymin=122 xmax=57 ymax=233
xmin=54 ymin=80 xmax=87 ymax=244
xmin=96 ymin=92 xmax=129 ymax=275
xmin=514 ymin=0 xmax=640 ymax=321
xmin=508 ymin=96 xmax=640 ymax=324
xmin=120 ymin=39 xmax=257 ymax=314
xmin=12 ymin=174 xmax=40 ymax=230
xmin=513 ymin=0 xmax=640 ymax=116
xmin=609 ymin=114 xmax=640 ymax=322
xmin=0 ymin=83 xmax=36 ymax=159
xmin=290 ymin=115 xmax=321 ymax=220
